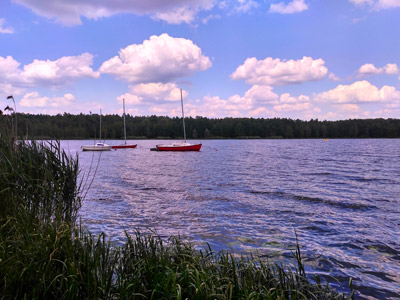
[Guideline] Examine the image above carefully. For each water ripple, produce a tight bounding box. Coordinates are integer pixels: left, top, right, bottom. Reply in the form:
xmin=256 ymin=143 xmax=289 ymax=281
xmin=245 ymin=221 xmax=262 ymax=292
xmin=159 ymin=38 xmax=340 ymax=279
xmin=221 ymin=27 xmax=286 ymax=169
xmin=63 ymin=139 xmax=400 ymax=300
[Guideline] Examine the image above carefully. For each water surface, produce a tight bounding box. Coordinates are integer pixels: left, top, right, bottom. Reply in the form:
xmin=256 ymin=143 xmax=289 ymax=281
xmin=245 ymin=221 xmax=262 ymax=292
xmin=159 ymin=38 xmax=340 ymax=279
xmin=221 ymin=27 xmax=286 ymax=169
xmin=61 ymin=139 xmax=400 ymax=300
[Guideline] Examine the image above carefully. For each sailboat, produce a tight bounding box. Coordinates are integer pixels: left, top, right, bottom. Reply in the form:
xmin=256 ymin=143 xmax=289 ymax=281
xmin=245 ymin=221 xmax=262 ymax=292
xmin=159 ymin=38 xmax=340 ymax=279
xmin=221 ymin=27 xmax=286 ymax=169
xmin=154 ymin=89 xmax=202 ymax=152
xmin=112 ymin=98 xmax=137 ymax=150
xmin=81 ymin=109 xmax=112 ymax=151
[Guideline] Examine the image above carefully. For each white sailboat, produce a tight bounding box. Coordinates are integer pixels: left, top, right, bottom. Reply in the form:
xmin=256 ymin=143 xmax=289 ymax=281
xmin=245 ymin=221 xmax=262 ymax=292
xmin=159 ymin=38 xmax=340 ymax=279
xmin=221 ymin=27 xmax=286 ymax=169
xmin=112 ymin=98 xmax=137 ymax=150
xmin=82 ymin=109 xmax=112 ymax=151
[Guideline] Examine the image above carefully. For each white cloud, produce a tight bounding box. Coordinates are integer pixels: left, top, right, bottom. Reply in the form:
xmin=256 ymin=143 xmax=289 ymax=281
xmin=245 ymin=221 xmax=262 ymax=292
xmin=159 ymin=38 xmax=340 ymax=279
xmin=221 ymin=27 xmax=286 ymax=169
xmin=231 ymin=56 xmax=328 ymax=86
xmin=269 ymin=0 xmax=309 ymax=14
xmin=14 ymin=0 xmax=215 ymax=25
xmin=122 ymin=82 xmax=188 ymax=103
xmin=0 ymin=53 xmax=99 ymax=88
xmin=0 ymin=18 xmax=14 ymax=34
xmin=279 ymin=93 xmax=310 ymax=103
xmin=17 ymin=91 xmax=106 ymax=115
xmin=358 ymin=63 xmax=399 ymax=76
xmin=377 ymin=0 xmax=400 ymax=9
xmin=234 ymin=0 xmax=259 ymax=13
xmin=152 ymin=7 xmax=199 ymax=24
xmin=19 ymin=92 xmax=76 ymax=108
xmin=199 ymin=95 xmax=254 ymax=117
xmin=337 ymin=104 xmax=360 ymax=112
xmin=20 ymin=53 xmax=100 ymax=86
xmin=0 ymin=83 xmax=25 ymax=99
xmin=190 ymin=88 xmax=313 ymax=117
xmin=349 ymin=0 xmax=400 ymax=9
xmin=273 ymin=93 xmax=312 ymax=112
xmin=243 ymin=85 xmax=279 ymax=104
xmin=315 ymin=80 xmax=400 ymax=103
xmin=274 ymin=102 xmax=312 ymax=112
xmin=114 ymin=83 xmax=318 ymax=119
xmin=328 ymin=73 xmax=340 ymax=81
xmin=384 ymin=63 xmax=399 ymax=74
xmin=349 ymin=0 xmax=374 ymax=5
xmin=0 ymin=56 xmax=21 ymax=80
xmin=116 ymin=93 xmax=142 ymax=105
xmin=201 ymin=14 xmax=221 ymax=24
xmin=100 ymin=34 xmax=211 ymax=84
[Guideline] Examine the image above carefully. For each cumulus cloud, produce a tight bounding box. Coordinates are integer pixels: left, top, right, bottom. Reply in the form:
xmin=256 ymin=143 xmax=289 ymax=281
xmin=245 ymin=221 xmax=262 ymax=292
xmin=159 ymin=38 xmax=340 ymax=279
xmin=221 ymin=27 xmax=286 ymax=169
xmin=200 ymin=85 xmax=279 ymax=117
xmin=0 ymin=83 xmax=25 ymax=99
xmin=243 ymin=85 xmax=279 ymax=104
xmin=116 ymin=83 xmax=317 ymax=118
xmin=349 ymin=0 xmax=400 ymax=9
xmin=231 ymin=56 xmax=328 ymax=86
xmin=279 ymin=93 xmax=310 ymax=103
xmin=234 ymin=0 xmax=259 ymax=13
xmin=358 ymin=63 xmax=399 ymax=76
xmin=274 ymin=102 xmax=312 ymax=112
xmin=0 ymin=53 xmax=99 ymax=88
xmin=19 ymin=92 xmax=76 ymax=108
xmin=118 ymin=83 xmax=188 ymax=105
xmin=328 ymin=73 xmax=340 ymax=81
xmin=14 ymin=0 xmax=214 ymax=25
xmin=0 ymin=18 xmax=14 ymax=34
xmin=190 ymin=87 xmax=312 ymax=117
xmin=0 ymin=56 xmax=21 ymax=80
xmin=338 ymin=104 xmax=360 ymax=112
xmin=269 ymin=0 xmax=309 ymax=14
xmin=273 ymin=93 xmax=312 ymax=111
xmin=100 ymin=34 xmax=211 ymax=84
xmin=315 ymin=80 xmax=400 ymax=103
xmin=117 ymin=93 xmax=142 ymax=105
xmin=198 ymin=95 xmax=255 ymax=117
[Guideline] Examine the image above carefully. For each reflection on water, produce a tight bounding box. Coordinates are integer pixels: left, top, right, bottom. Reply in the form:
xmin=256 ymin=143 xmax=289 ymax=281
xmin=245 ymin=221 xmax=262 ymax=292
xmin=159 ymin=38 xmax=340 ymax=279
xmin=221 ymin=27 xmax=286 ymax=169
xmin=61 ymin=139 xmax=400 ymax=300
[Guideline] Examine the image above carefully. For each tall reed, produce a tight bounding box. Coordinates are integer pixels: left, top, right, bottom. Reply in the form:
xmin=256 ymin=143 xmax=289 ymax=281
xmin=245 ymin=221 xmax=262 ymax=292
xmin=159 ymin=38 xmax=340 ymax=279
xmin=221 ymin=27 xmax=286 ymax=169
xmin=0 ymin=137 xmax=81 ymax=225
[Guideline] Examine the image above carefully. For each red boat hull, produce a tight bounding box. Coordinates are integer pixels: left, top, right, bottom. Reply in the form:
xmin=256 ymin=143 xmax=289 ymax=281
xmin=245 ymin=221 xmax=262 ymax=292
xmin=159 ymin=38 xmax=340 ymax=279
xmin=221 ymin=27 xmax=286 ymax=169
xmin=112 ymin=144 xmax=137 ymax=149
xmin=156 ymin=144 xmax=202 ymax=151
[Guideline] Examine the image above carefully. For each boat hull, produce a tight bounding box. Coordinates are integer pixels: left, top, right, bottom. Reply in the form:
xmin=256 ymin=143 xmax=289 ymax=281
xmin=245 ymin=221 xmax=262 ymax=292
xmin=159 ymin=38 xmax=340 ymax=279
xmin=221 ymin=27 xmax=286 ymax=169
xmin=112 ymin=144 xmax=137 ymax=149
xmin=156 ymin=144 xmax=202 ymax=151
xmin=82 ymin=146 xmax=112 ymax=151
xmin=82 ymin=143 xmax=112 ymax=151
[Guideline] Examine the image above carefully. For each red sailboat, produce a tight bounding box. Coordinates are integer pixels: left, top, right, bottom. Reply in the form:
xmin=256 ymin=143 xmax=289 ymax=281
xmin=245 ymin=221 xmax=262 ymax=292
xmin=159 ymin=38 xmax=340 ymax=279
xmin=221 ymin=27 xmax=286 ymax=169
xmin=112 ymin=98 xmax=137 ymax=150
xmin=154 ymin=89 xmax=202 ymax=152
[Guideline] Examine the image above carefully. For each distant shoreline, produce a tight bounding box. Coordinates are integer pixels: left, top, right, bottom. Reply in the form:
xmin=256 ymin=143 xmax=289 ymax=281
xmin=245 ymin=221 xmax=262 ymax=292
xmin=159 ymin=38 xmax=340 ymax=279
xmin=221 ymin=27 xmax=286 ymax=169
xmin=28 ymin=136 xmax=400 ymax=140
xmin=9 ymin=114 xmax=400 ymax=139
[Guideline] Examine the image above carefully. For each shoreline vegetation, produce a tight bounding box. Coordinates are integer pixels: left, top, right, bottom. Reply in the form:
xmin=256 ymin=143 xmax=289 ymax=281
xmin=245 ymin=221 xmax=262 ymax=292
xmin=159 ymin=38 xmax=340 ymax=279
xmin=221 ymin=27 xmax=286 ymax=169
xmin=0 ymin=134 xmax=355 ymax=299
xmin=8 ymin=113 xmax=400 ymax=140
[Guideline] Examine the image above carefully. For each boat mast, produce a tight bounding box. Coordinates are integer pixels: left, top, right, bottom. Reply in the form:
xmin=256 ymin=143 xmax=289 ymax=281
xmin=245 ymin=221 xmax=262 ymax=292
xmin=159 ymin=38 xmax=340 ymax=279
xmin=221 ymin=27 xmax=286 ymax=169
xmin=99 ymin=109 xmax=102 ymax=141
xmin=180 ymin=88 xmax=187 ymax=143
xmin=123 ymin=98 xmax=127 ymax=145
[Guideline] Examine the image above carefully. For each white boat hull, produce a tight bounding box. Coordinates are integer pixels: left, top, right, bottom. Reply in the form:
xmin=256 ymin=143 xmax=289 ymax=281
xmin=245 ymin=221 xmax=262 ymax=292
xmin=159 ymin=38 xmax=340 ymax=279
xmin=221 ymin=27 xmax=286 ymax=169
xmin=81 ymin=143 xmax=112 ymax=151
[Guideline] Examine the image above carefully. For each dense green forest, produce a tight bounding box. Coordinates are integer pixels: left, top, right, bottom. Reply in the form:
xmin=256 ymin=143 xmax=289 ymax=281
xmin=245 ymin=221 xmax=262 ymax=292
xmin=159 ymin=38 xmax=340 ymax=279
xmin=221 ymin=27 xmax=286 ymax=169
xmin=3 ymin=113 xmax=400 ymax=139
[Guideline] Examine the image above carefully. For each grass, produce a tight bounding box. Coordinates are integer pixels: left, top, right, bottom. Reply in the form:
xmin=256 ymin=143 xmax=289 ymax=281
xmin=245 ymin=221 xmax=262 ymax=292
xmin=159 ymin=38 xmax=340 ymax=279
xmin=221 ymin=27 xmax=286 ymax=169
xmin=0 ymin=135 xmax=354 ymax=299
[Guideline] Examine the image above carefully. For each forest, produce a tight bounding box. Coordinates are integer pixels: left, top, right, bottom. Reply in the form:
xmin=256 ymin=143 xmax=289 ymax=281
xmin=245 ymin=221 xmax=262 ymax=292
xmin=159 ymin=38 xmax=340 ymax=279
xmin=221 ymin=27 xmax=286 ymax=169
xmin=3 ymin=113 xmax=400 ymax=139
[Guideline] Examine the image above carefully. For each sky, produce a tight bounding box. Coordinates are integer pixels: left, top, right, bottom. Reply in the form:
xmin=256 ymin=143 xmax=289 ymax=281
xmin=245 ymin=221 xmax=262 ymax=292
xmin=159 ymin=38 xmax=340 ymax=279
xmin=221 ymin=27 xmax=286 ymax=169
xmin=0 ymin=0 xmax=400 ymax=120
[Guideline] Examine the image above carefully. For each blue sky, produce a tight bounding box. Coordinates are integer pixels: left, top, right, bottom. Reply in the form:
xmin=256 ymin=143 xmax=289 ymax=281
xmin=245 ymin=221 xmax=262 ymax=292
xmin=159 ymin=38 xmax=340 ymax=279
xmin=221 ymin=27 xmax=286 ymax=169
xmin=1 ymin=0 xmax=399 ymax=120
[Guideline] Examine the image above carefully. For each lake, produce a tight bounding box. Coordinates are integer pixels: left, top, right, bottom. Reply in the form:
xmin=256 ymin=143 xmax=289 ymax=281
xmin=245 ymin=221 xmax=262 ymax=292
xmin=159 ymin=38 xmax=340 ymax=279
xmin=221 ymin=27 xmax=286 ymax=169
xmin=61 ymin=139 xmax=400 ymax=300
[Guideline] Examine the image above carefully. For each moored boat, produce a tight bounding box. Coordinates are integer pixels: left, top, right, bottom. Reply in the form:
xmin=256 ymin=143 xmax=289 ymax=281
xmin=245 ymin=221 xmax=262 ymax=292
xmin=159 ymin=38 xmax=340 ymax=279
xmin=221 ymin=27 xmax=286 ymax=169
xmin=156 ymin=142 xmax=202 ymax=151
xmin=112 ymin=98 xmax=137 ymax=150
xmin=154 ymin=89 xmax=202 ymax=152
xmin=82 ymin=109 xmax=111 ymax=151
xmin=82 ymin=142 xmax=112 ymax=151
xmin=112 ymin=144 xmax=137 ymax=149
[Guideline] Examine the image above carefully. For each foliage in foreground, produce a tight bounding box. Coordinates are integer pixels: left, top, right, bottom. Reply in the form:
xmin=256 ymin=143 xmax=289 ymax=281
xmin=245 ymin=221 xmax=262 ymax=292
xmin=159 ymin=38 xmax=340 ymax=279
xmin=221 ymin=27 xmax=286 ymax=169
xmin=0 ymin=136 xmax=354 ymax=299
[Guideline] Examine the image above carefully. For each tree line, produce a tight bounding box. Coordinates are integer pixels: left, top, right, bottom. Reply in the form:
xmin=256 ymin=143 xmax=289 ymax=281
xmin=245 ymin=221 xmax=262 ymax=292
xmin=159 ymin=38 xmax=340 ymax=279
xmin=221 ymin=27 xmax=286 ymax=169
xmin=5 ymin=113 xmax=400 ymax=139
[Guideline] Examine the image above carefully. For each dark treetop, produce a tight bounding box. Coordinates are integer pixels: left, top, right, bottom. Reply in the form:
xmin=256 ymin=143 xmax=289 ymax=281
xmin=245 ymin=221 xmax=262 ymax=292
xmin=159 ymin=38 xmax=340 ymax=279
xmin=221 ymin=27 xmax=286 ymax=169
xmin=9 ymin=113 xmax=400 ymax=139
